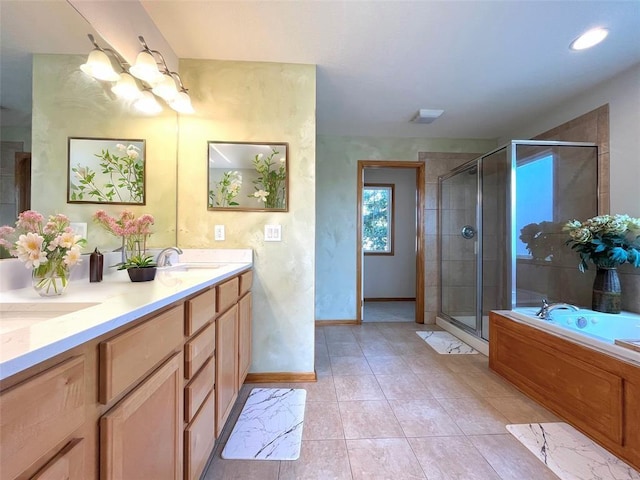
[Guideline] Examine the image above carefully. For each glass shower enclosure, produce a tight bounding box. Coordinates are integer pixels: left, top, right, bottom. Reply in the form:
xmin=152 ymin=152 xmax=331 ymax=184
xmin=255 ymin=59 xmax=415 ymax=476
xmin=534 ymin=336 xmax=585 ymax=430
xmin=438 ymin=140 xmax=599 ymax=341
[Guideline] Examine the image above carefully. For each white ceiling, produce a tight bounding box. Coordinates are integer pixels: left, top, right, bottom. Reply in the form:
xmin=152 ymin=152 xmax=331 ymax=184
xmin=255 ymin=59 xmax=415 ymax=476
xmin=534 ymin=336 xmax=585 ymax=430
xmin=2 ymin=1 xmax=639 ymax=139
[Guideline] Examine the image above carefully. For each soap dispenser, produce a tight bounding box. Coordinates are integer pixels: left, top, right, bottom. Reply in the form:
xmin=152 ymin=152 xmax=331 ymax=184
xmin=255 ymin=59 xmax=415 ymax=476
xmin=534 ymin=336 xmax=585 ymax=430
xmin=90 ymin=247 xmax=103 ymax=282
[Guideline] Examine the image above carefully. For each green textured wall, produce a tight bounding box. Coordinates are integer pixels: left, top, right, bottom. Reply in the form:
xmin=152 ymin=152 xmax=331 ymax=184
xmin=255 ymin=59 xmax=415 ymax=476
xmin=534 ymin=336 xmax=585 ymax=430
xmin=177 ymin=59 xmax=316 ymax=374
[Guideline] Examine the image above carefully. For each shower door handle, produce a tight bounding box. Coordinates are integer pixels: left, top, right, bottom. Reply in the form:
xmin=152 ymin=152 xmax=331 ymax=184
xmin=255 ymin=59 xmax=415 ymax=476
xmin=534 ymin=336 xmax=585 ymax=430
xmin=461 ymin=225 xmax=476 ymax=239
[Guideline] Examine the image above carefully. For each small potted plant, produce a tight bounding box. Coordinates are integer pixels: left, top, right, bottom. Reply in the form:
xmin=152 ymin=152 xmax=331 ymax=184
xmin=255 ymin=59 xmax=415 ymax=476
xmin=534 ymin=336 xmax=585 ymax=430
xmin=119 ymin=253 xmax=157 ymax=282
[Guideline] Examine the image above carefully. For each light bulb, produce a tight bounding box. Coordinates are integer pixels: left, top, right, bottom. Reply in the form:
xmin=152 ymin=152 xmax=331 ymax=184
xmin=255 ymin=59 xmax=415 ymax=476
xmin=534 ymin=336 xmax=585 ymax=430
xmin=80 ymin=49 xmax=119 ymax=82
xmin=152 ymin=73 xmax=179 ymax=101
xmin=134 ymin=91 xmax=162 ymax=114
xmin=111 ymin=72 xmax=141 ymax=100
xmin=169 ymin=91 xmax=195 ymax=114
xmin=129 ymin=50 xmax=164 ymax=84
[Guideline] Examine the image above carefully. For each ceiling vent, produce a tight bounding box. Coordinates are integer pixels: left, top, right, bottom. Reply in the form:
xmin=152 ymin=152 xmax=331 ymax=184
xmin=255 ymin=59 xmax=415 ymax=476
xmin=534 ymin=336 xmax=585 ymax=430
xmin=411 ymin=109 xmax=444 ymax=124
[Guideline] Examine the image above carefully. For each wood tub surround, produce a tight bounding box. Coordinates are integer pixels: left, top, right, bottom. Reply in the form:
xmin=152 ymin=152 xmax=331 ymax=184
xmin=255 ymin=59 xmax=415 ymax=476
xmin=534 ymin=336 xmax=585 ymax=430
xmin=489 ymin=311 xmax=640 ymax=471
xmin=0 ymin=266 xmax=252 ymax=480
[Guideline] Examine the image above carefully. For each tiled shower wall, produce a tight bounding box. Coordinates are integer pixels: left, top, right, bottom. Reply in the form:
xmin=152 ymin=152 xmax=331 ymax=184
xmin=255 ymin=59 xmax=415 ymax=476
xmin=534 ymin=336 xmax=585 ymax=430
xmin=420 ymin=152 xmax=481 ymax=323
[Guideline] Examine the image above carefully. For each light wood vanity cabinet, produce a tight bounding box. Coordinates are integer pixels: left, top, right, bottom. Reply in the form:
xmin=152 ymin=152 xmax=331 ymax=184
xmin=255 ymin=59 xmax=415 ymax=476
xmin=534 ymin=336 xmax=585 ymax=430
xmin=215 ymin=304 xmax=239 ymax=437
xmin=182 ymin=287 xmax=217 ymax=480
xmin=100 ymin=353 xmax=183 ymax=480
xmin=0 ymin=266 xmax=253 ymax=480
xmin=0 ymin=356 xmax=86 ymax=480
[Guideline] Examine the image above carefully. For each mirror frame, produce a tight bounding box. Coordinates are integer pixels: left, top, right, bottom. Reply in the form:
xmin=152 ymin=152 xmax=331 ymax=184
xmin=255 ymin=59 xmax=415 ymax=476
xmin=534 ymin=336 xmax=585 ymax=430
xmin=207 ymin=141 xmax=289 ymax=212
xmin=67 ymin=137 xmax=146 ymax=205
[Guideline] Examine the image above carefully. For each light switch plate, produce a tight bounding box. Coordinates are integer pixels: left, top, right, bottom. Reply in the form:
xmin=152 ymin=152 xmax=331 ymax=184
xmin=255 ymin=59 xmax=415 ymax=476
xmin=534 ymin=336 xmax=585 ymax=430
xmin=70 ymin=222 xmax=87 ymax=239
xmin=264 ymin=224 xmax=282 ymax=242
xmin=214 ymin=225 xmax=225 ymax=241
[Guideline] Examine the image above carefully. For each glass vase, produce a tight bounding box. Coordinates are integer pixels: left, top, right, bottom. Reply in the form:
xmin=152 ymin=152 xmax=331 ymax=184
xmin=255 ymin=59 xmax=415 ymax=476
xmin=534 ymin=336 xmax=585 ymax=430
xmin=592 ymin=267 xmax=621 ymax=314
xmin=32 ymin=264 xmax=70 ymax=297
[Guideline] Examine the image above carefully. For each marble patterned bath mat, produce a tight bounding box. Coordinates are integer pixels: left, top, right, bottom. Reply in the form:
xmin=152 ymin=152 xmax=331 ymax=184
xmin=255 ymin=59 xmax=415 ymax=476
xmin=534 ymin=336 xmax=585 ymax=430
xmin=221 ymin=388 xmax=306 ymax=461
xmin=507 ymin=422 xmax=640 ymax=479
xmin=416 ymin=331 xmax=478 ymax=354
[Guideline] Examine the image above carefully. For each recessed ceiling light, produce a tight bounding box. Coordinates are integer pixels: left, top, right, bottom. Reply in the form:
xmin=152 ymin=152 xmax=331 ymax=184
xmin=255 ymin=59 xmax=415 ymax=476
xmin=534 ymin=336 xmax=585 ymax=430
xmin=570 ymin=27 xmax=609 ymax=51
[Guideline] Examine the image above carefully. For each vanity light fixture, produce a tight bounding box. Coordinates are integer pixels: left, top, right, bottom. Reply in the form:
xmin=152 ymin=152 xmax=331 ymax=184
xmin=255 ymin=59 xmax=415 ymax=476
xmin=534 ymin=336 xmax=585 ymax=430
xmin=570 ymin=27 xmax=609 ymax=51
xmin=134 ymin=91 xmax=163 ymax=114
xmin=81 ymin=34 xmax=194 ymax=114
xmin=111 ymin=72 xmax=142 ymax=100
xmin=151 ymin=72 xmax=179 ymax=102
xmin=80 ymin=35 xmax=119 ymax=82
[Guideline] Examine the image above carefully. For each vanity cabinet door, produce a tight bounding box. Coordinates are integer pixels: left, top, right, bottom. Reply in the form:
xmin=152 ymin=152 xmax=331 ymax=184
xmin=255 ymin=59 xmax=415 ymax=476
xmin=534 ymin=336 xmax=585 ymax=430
xmin=31 ymin=438 xmax=84 ymax=480
xmin=100 ymin=353 xmax=183 ymax=480
xmin=238 ymin=292 xmax=252 ymax=386
xmin=0 ymin=356 xmax=85 ymax=480
xmin=215 ymin=304 xmax=238 ymax=437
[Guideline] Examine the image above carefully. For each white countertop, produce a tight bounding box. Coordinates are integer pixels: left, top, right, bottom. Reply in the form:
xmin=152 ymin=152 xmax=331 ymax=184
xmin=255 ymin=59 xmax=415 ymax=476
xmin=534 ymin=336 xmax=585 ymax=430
xmin=0 ymin=258 xmax=252 ymax=381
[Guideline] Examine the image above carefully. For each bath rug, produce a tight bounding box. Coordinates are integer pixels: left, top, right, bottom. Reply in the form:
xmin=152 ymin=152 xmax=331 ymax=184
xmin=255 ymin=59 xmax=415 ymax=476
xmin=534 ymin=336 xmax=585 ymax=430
xmin=416 ymin=331 xmax=478 ymax=354
xmin=221 ymin=388 xmax=306 ymax=460
xmin=507 ymin=422 xmax=640 ymax=480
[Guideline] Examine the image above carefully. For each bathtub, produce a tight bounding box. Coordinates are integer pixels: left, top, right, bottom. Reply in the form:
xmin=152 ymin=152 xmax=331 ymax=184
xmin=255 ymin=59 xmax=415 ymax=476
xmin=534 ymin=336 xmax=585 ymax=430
xmin=504 ymin=307 xmax=640 ymax=366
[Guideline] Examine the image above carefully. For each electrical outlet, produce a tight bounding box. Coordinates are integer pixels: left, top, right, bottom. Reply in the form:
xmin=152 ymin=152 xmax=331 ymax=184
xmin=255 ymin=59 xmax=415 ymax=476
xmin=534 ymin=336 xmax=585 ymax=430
xmin=214 ymin=225 xmax=225 ymax=241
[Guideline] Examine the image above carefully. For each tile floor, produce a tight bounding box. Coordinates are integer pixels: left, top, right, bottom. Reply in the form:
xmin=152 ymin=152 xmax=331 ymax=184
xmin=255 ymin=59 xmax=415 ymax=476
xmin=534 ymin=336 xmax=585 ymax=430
xmin=363 ymin=301 xmax=415 ymax=322
xmin=203 ymin=321 xmax=562 ymax=479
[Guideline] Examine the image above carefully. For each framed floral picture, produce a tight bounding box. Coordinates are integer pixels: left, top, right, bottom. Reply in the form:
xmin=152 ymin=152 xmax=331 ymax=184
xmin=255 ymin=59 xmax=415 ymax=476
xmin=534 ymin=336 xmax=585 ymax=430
xmin=67 ymin=137 xmax=146 ymax=204
xmin=207 ymin=141 xmax=288 ymax=211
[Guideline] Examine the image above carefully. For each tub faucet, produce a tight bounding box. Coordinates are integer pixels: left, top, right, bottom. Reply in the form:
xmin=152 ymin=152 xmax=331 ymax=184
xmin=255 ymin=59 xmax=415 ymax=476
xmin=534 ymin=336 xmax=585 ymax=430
xmin=156 ymin=247 xmax=183 ymax=267
xmin=535 ymin=299 xmax=579 ymax=320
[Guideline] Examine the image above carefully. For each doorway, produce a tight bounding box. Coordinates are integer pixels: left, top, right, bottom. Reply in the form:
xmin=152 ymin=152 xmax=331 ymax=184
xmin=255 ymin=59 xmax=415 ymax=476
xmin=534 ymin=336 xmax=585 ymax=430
xmin=356 ymin=160 xmax=425 ymax=323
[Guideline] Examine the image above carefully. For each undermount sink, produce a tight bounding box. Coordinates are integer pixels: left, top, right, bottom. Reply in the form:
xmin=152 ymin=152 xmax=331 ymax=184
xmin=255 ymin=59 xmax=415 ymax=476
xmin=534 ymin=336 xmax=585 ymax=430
xmin=0 ymin=302 xmax=99 ymax=334
xmin=160 ymin=262 xmax=227 ymax=271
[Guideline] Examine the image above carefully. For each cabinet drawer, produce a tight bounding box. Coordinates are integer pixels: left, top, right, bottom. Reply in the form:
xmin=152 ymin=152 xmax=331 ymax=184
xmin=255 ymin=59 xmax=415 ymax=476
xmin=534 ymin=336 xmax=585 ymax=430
xmin=100 ymin=304 xmax=184 ymax=404
xmin=0 ymin=356 xmax=85 ymax=480
xmin=185 ymin=321 xmax=216 ymax=380
xmin=32 ymin=438 xmax=85 ymax=480
xmin=185 ymin=288 xmax=215 ymax=336
xmin=185 ymin=391 xmax=216 ymax=480
xmin=216 ymin=277 xmax=239 ymax=315
xmin=239 ymin=270 xmax=253 ymax=297
xmin=184 ymin=357 xmax=215 ymax=423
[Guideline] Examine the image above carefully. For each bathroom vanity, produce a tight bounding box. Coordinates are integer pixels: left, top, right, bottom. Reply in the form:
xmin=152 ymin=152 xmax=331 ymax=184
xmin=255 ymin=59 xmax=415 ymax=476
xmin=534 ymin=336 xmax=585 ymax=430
xmin=0 ymin=256 xmax=252 ymax=480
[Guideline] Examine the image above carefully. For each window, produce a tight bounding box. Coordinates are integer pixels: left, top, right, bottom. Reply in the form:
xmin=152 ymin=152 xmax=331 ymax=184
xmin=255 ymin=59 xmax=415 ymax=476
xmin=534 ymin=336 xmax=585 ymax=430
xmin=362 ymin=184 xmax=394 ymax=254
xmin=516 ymin=154 xmax=554 ymax=258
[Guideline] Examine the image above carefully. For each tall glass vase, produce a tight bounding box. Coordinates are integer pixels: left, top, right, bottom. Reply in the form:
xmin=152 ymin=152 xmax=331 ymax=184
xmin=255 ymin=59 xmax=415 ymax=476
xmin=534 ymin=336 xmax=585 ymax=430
xmin=592 ymin=267 xmax=621 ymax=314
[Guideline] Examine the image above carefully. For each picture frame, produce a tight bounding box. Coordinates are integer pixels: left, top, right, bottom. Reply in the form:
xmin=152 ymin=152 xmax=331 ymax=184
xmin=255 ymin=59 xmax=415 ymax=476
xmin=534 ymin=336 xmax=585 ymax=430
xmin=67 ymin=137 xmax=146 ymax=205
xmin=207 ymin=141 xmax=289 ymax=212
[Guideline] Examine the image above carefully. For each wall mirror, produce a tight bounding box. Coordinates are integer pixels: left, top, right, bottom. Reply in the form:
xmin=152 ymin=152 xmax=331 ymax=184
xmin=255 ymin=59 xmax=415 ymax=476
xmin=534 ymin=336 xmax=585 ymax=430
xmin=207 ymin=141 xmax=288 ymax=211
xmin=68 ymin=137 xmax=146 ymax=204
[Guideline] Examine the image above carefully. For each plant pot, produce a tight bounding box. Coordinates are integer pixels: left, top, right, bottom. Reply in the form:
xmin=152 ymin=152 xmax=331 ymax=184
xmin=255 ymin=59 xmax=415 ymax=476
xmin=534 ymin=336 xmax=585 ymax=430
xmin=127 ymin=266 xmax=157 ymax=282
xmin=592 ymin=267 xmax=621 ymax=314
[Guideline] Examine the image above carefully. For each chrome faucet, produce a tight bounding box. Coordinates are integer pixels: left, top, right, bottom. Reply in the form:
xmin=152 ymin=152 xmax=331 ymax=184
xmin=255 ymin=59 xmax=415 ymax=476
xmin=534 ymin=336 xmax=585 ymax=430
xmin=156 ymin=247 xmax=183 ymax=267
xmin=535 ymin=299 xmax=579 ymax=320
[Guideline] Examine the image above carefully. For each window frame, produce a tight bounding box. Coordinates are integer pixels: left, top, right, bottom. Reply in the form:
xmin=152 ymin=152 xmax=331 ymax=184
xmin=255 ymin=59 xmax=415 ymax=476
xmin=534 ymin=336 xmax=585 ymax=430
xmin=362 ymin=183 xmax=395 ymax=256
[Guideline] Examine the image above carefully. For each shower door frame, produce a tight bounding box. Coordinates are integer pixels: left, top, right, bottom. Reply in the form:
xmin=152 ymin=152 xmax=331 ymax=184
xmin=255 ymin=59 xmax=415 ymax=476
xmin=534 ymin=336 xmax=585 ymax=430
xmin=438 ymin=140 xmax=598 ymax=340
xmin=438 ymin=159 xmax=482 ymax=337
